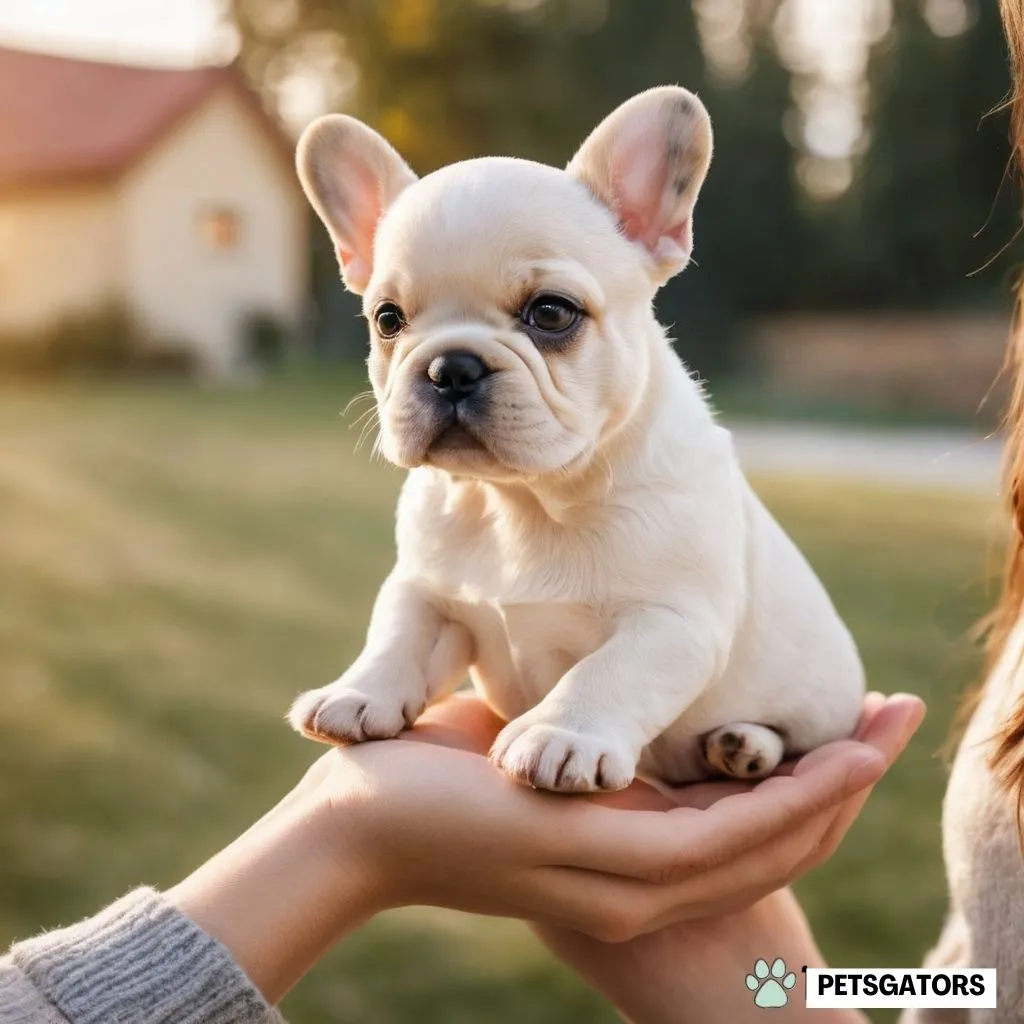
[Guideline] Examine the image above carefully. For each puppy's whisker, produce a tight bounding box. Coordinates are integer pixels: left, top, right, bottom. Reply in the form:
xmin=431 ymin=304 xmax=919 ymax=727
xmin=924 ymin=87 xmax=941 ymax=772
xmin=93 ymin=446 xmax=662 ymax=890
xmin=354 ymin=411 xmax=381 ymax=453
xmin=356 ymin=426 xmax=381 ymax=456
xmin=343 ymin=389 xmax=376 ymax=418
xmin=349 ymin=406 xmax=379 ymax=433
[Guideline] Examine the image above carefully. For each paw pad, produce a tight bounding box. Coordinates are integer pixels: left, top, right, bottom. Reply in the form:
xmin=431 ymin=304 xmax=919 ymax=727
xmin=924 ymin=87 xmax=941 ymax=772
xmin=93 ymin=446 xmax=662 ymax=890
xmin=744 ymin=957 xmax=797 ymax=1008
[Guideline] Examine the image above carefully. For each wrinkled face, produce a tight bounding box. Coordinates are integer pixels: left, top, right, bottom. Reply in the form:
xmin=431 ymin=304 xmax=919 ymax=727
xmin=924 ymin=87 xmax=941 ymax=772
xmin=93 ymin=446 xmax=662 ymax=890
xmin=364 ymin=160 xmax=652 ymax=476
xmin=296 ymin=86 xmax=713 ymax=481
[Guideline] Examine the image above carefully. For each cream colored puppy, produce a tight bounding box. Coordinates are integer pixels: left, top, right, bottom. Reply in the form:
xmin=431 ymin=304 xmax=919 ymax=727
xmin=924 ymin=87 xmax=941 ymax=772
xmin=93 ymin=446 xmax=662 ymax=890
xmin=289 ymin=86 xmax=865 ymax=792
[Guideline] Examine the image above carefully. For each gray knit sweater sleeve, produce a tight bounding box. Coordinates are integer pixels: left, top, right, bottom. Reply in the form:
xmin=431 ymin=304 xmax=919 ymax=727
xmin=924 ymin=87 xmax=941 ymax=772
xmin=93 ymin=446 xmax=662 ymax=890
xmin=0 ymin=888 xmax=285 ymax=1024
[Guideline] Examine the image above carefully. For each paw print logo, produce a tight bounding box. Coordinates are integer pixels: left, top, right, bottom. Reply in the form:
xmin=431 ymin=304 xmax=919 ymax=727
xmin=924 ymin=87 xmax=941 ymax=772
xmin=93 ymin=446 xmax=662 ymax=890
xmin=745 ymin=958 xmax=797 ymax=1008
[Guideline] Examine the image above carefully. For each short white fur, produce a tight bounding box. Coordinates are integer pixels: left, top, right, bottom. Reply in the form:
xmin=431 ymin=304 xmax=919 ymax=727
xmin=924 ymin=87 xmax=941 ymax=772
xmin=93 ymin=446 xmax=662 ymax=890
xmin=289 ymin=86 xmax=865 ymax=792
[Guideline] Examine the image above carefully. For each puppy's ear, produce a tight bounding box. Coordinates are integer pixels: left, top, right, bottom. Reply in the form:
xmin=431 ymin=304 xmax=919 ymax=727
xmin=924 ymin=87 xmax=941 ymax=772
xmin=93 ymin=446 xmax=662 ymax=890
xmin=567 ymin=86 xmax=712 ymax=285
xmin=296 ymin=115 xmax=418 ymax=294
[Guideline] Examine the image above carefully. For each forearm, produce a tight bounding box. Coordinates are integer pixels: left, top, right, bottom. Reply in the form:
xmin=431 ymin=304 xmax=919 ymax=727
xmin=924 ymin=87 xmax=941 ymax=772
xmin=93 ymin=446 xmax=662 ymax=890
xmin=167 ymin=787 xmax=379 ymax=1005
xmin=660 ymin=892 xmax=867 ymax=1024
xmin=537 ymin=889 xmax=868 ymax=1024
xmin=0 ymin=767 xmax=380 ymax=1024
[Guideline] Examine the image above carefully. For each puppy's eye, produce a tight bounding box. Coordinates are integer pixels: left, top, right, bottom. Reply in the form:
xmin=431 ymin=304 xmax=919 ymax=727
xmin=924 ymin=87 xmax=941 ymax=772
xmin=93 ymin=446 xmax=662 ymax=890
xmin=521 ymin=294 xmax=581 ymax=338
xmin=374 ymin=302 xmax=406 ymax=339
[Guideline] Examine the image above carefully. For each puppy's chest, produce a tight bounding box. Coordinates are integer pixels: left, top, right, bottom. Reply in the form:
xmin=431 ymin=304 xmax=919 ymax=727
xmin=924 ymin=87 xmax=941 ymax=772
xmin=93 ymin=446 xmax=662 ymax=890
xmin=398 ymin=496 xmax=622 ymax=713
xmin=402 ymin=504 xmax=614 ymax=605
xmin=448 ymin=598 xmax=612 ymax=720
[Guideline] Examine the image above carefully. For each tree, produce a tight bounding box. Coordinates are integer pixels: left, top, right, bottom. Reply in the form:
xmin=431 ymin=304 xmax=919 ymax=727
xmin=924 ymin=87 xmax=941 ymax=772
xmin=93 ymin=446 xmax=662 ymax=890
xmin=838 ymin=0 xmax=1018 ymax=308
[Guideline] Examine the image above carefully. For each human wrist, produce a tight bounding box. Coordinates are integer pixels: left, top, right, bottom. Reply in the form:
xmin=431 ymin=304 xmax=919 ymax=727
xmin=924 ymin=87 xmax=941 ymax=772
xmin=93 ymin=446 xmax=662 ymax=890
xmin=168 ymin=786 xmax=384 ymax=1004
xmin=666 ymin=894 xmax=869 ymax=1024
xmin=538 ymin=890 xmax=867 ymax=1024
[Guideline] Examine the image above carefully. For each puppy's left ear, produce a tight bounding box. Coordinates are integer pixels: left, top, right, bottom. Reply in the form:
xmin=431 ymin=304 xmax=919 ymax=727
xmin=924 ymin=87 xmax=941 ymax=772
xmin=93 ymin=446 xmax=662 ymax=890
xmin=567 ymin=86 xmax=713 ymax=286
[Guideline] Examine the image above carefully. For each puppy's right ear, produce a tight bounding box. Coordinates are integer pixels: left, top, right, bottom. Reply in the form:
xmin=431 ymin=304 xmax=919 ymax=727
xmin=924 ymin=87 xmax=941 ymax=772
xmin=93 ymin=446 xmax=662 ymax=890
xmin=296 ymin=115 xmax=418 ymax=294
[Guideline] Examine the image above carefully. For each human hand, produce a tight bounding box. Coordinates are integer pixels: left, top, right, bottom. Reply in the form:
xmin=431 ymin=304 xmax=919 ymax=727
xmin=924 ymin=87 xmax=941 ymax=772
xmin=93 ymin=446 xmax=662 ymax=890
xmin=530 ymin=691 xmax=923 ymax=1023
xmin=169 ymin=690 xmax=917 ymax=1006
xmin=325 ymin=689 xmax=918 ymax=934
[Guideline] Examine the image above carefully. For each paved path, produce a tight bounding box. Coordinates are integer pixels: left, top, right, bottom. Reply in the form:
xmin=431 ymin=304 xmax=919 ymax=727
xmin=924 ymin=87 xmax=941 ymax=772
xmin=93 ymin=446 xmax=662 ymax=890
xmin=723 ymin=420 xmax=1003 ymax=495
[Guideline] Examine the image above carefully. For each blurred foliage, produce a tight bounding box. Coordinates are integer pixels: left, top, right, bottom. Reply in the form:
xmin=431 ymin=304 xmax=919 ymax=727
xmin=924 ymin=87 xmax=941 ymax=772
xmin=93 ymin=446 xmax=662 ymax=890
xmin=0 ymin=303 xmax=202 ymax=380
xmin=228 ymin=0 xmax=1022 ymax=377
xmin=44 ymin=303 xmax=140 ymax=376
xmin=805 ymin=0 xmax=1021 ymax=309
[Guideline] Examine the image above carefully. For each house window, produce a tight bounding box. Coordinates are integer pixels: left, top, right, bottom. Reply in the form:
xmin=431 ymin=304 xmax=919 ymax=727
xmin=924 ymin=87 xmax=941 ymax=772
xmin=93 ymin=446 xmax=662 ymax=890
xmin=197 ymin=206 xmax=241 ymax=251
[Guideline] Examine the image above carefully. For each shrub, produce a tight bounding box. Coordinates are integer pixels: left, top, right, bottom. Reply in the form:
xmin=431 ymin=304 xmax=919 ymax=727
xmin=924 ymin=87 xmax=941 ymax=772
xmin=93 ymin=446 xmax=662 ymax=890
xmin=0 ymin=333 xmax=48 ymax=378
xmin=130 ymin=343 xmax=202 ymax=379
xmin=43 ymin=303 xmax=140 ymax=375
xmin=241 ymin=310 xmax=291 ymax=369
xmin=0 ymin=304 xmax=206 ymax=381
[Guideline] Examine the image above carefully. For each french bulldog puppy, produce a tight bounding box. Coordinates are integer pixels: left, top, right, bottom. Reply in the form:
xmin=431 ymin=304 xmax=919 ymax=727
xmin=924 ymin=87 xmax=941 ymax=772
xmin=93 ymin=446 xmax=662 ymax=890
xmin=288 ymin=86 xmax=865 ymax=792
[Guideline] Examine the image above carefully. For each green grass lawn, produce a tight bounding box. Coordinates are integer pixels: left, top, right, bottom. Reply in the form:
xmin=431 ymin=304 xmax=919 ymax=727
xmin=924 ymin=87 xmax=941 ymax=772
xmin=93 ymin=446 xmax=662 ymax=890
xmin=0 ymin=370 xmax=1006 ymax=1022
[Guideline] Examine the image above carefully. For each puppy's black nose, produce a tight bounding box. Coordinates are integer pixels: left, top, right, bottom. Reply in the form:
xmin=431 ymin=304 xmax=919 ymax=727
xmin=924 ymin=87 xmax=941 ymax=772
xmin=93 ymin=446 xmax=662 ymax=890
xmin=427 ymin=351 xmax=489 ymax=402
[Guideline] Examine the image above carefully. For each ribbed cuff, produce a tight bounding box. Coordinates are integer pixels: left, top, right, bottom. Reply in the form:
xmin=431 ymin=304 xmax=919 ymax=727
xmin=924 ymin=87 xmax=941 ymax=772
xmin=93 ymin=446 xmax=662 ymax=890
xmin=11 ymin=888 xmax=284 ymax=1024
xmin=0 ymin=961 xmax=68 ymax=1022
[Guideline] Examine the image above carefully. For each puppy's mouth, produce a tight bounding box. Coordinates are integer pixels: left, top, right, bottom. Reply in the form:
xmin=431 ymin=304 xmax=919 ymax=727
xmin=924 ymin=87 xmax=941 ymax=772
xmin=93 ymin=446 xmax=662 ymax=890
xmin=423 ymin=403 xmax=493 ymax=465
xmin=429 ymin=421 xmax=485 ymax=454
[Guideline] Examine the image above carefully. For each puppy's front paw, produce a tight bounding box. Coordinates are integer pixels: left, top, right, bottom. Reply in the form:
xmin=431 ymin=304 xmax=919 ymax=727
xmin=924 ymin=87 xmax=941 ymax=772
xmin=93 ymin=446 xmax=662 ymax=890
xmin=289 ymin=684 xmax=423 ymax=745
xmin=490 ymin=720 xmax=635 ymax=793
xmin=703 ymin=723 xmax=784 ymax=780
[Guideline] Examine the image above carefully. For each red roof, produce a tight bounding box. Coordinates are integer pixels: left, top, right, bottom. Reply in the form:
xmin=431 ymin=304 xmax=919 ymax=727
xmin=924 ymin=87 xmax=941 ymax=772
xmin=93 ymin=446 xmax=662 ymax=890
xmin=0 ymin=46 xmax=293 ymax=191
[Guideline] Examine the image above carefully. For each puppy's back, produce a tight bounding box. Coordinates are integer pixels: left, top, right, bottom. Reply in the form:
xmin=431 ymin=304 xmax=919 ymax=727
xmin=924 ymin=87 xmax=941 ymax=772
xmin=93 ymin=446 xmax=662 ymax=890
xmin=720 ymin=481 xmax=865 ymax=753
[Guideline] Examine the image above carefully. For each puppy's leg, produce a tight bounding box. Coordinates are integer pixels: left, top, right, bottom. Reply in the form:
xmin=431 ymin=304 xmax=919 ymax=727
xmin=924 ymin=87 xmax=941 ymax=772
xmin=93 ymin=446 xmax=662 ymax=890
xmin=491 ymin=603 xmax=722 ymax=793
xmin=289 ymin=571 xmax=472 ymax=744
xmin=702 ymin=723 xmax=785 ymax=780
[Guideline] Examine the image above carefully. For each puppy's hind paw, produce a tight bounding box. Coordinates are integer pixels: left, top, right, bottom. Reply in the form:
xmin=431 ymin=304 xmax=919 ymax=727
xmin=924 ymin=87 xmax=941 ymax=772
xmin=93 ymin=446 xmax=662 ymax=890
xmin=490 ymin=720 xmax=635 ymax=793
xmin=703 ymin=723 xmax=784 ymax=780
xmin=288 ymin=685 xmax=420 ymax=745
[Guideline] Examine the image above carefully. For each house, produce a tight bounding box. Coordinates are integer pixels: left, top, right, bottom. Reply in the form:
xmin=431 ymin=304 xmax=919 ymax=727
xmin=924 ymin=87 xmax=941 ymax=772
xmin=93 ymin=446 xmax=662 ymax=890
xmin=0 ymin=45 xmax=308 ymax=374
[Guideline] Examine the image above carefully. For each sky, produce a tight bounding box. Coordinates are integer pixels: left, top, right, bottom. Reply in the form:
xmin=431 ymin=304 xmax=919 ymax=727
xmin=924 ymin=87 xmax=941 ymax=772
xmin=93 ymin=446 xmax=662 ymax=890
xmin=0 ymin=0 xmax=233 ymax=66
xmin=0 ymin=0 xmax=864 ymax=72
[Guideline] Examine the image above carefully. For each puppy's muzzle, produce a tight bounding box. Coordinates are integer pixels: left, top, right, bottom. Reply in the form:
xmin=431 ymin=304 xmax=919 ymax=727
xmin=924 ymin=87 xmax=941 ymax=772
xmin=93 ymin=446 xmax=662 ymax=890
xmin=426 ymin=350 xmax=491 ymax=405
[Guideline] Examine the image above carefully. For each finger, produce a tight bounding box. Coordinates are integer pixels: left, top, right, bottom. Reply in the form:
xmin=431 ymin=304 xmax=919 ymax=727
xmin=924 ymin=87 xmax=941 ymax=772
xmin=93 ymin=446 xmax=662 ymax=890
xmin=694 ymin=689 xmax=889 ymax=781
xmin=857 ymin=693 xmax=925 ymax=764
xmin=651 ymin=743 xmax=883 ymax=881
xmin=799 ymin=786 xmax=872 ymax=875
xmin=514 ymin=865 xmax=686 ymax=941
xmin=559 ymin=741 xmax=883 ymax=882
xmin=527 ymin=807 xmax=834 ymax=938
xmin=639 ymin=806 xmax=837 ymax=927
xmin=643 ymin=876 xmax=786 ymax=927
xmin=562 ymin=700 xmax=917 ymax=887
xmin=793 ymin=694 xmax=925 ymax=874
xmin=429 ymin=860 xmax=671 ymax=941
xmin=853 ymin=691 xmax=887 ymax=740
xmin=661 ymin=778 xmax=754 ymax=809
xmin=582 ymin=779 xmax=678 ymax=812
xmin=584 ymin=775 xmax=750 ymax=812
xmin=660 ymin=720 xmax=920 ymax=920
xmin=773 ymin=693 xmax=925 ymax=778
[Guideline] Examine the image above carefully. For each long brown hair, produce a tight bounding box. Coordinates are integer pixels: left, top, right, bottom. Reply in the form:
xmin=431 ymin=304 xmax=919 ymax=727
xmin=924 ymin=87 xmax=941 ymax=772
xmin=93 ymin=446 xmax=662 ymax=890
xmin=981 ymin=0 xmax=1024 ymax=810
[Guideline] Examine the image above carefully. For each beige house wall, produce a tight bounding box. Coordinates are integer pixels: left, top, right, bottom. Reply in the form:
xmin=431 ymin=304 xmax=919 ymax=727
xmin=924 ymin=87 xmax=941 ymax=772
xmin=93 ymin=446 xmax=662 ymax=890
xmin=0 ymin=187 xmax=119 ymax=335
xmin=117 ymin=86 xmax=307 ymax=370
